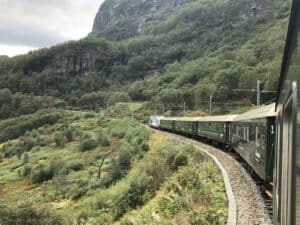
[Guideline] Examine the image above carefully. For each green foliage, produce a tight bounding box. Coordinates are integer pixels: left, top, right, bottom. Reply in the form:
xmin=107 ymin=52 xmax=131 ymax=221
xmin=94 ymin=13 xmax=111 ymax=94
xmin=0 ymin=88 xmax=12 ymax=106
xmin=101 ymin=158 xmax=123 ymax=188
xmin=0 ymin=90 xmax=63 ymax=120
xmin=108 ymin=92 xmax=131 ymax=106
xmin=0 ymin=0 xmax=288 ymax=112
xmin=54 ymin=132 xmax=66 ymax=147
xmin=22 ymin=153 xmax=29 ymax=164
xmin=77 ymin=91 xmax=108 ymax=110
xmin=30 ymin=164 xmax=54 ymax=184
xmin=0 ymin=204 xmax=64 ymax=225
xmin=67 ymin=160 xmax=84 ymax=172
xmin=97 ymin=131 xmax=110 ymax=147
xmin=80 ymin=138 xmax=98 ymax=152
xmin=112 ymin=175 xmax=153 ymax=219
xmin=19 ymin=165 xmax=32 ymax=178
xmin=64 ymin=126 xmax=74 ymax=142
xmin=0 ymin=110 xmax=62 ymax=143
xmin=105 ymin=103 xmax=131 ymax=118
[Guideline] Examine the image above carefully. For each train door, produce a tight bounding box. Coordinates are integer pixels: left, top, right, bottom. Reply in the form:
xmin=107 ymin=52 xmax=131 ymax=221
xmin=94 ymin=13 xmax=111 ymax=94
xmin=280 ymin=82 xmax=297 ymax=225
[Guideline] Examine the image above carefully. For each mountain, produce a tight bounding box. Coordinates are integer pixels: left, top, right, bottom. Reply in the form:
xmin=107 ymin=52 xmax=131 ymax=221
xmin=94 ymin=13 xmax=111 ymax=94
xmin=91 ymin=0 xmax=196 ymax=40
xmin=0 ymin=0 xmax=291 ymax=116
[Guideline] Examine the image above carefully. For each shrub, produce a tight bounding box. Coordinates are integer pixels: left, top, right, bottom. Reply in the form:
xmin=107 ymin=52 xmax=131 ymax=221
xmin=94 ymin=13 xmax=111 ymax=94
xmin=2 ymin=143 xmax=21 ymax=158
xmin=139 ymin=141 xmax=149 ymax=152
xmin=80 ymin=139 xmax=98 ymax=152
xmin=30 ymin=164 xmax=54 ymax=184
xmin=119 ymin=151 xmax=131 ymax=172
xmin=0 ymin=203 xmax=64 ymax=225
xmin=68 ymin=160 xmax=84 ymax=171
xmin=112 ymin=175 xmax=153 ymax=219
xmin=101 ymin=159 xmax=123 ymax=188
xmin=64 ymin=127 xmax=74 ymax=142
xmin=22 ymin=153 xmax=29 ymax=164
xmin=54 ymin=132 xmax=66 ymax=147
xmin=97 ymin=131 xmax=110 ymax=147
xmin=21 ymin=136 xmax=36 ymax=151
xmin=173 ymin=153 xmax=188 ymax=171
xmin=163 ymin=146 xmax=189 ymax=171
xmin=19 ymin=165 xmax=32 ymax=177
xmin=0 ymin=111 xmax=62 ymax=143
xmin=50 ymin=158 xmax=65 ymax=177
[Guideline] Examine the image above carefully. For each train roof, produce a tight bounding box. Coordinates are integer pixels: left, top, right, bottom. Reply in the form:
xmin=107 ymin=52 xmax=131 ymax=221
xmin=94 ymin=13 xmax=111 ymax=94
xmin=233 ymin=103 xmax=276 ymax=121
xmin=158 ymin=104 xmax=276 ymax=123
xmin=160 ymin=116 xmax=199 ymax=121
xmin=197 ymin=115 xmax=237 ymax=122
xmin=160 ymin=115 xmax=237 ymax=122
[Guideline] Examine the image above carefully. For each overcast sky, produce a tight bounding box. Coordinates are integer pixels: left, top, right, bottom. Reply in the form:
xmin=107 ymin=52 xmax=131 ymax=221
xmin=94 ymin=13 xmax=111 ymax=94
xmin=0 ymin=0 xmax=105 ymax=57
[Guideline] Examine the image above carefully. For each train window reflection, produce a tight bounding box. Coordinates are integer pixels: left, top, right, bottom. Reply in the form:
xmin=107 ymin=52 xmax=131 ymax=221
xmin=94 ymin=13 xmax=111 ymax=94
xmin=262 ymin=135 xmax=266 ymax=149
xmin=256 ymin=126 xmax=261 ymax=147
xmin=246 ymin=126 xmax=250 ymax=142
xmin=249 ymin=126 xmax=255 ymax=143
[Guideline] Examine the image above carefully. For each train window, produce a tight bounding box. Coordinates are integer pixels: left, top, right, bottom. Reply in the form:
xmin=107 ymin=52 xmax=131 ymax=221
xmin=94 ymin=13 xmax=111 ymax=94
xmin=246 ymin=126 xmax=250 ymax=142
xmin=238 ymin=125 xmax=243 ymax=138
xmin=261 ymin=134 xmax=266 ymax=149
xmin=232 ymin=125 xmax=236 ymax=135
xmin=255 ymin=126 xmax=261 ymax=147
xmin=249 ymin=126 xmax=255 ymax=143
xmin=243 ymin=126 xmax=247 ymax=141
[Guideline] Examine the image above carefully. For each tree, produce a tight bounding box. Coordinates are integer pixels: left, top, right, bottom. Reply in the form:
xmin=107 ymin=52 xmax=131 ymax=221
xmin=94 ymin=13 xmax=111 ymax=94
xmin=0 ymin=88 xmax=12 ymax=107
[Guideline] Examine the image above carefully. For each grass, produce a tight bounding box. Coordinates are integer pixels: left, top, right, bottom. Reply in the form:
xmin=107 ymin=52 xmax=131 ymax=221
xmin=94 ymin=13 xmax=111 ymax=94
xmin=0 ymin=110 xmax=227 ymax=225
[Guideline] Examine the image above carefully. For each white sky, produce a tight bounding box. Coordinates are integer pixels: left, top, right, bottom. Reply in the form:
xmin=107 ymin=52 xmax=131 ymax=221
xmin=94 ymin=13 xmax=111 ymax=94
xmin=0 ymin=0 xmax=105 ymax=57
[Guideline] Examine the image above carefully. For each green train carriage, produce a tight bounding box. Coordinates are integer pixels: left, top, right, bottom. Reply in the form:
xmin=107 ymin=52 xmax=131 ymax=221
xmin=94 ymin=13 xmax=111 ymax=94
xmin=174 ymin=118 xmax=198 ymax=137
xmin=196 ymin=115 xmax=236 ymax=148
xmin=159 ymin=118 xmax=175 ymax=132
xmin=231 ymin=104 xmax=276 ymax=182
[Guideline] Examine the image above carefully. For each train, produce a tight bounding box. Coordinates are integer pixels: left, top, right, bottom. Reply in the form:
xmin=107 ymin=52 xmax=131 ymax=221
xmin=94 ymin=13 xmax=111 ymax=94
xmin=149 ymin=103 xmax=276 ymax=184
xmin=149 ymin=0 xmax=300 ymax=224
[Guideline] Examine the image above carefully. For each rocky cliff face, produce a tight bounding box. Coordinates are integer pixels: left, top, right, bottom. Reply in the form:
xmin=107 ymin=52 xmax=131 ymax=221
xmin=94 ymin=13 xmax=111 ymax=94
xmin=91 ymin=0 xmax=196 ymax=40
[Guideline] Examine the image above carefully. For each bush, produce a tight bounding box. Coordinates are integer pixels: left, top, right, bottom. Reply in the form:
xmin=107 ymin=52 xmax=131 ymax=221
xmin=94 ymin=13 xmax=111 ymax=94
xmin=22 ymin=153 xmax=29 ymax=164
xmin=19 ymin=165 xmax=32 ymax=178
xmin=64 ymin=127 xmax=74 ymax=142
xmin=101 ymin=159 xmax=123 ymax=188
xmin=80 ymin=139 xmax=98 ymax=152
xmin=54 ymin=132 xmax=66 ymax=147
xmin=68 ymin=160 xmax=84 ymax=171
xmin=2 ymin=143 xmax=21 ymax=158
xmin=50 ymin=158 xmax=65 ymax=177
xmin=30 ymin=164 xmax=54 ymax=184
xmin=97 ymin=131 xmax=110 ymax=147
xmin=119 ymin=151 xmax=131 ymax=172
xmin=0 ymin=111 xmax=62 ymax=143
xmin=173 ymin=153 xmax=188 ymax=171
xmin=140 ymin=141 xmax=149 ymax=152
xmin=112 ymin=175 xmax=153 ymax=219
xmin=0 ymin=203 xmax=64 ymax=225
xmin=163 ymin=146 xmax=189 ymax=171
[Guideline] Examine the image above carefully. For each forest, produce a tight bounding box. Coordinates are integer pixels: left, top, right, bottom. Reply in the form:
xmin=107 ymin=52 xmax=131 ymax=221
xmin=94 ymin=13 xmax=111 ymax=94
xmin=0 ymin=0 xmax=290 ymax=116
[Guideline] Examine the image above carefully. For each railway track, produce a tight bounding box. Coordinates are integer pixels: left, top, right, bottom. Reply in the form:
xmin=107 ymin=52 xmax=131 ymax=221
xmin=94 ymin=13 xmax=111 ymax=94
xmin=228 ymin=151 xmax=274 ymax=219
xmin=152 ymin=128 xmax=273 ymax=225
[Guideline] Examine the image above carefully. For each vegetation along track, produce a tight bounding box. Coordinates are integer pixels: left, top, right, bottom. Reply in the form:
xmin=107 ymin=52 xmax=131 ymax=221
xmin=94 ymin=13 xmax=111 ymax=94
xmin=152 ymin=128 xmax=272 ymax=225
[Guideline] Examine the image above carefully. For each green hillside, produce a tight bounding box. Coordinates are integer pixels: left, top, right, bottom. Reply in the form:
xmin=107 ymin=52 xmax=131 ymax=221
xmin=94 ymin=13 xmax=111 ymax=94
xmin=0 ymin=111 xmax=227 ymax=224
xmin=0 ymin=0 xmax=290 ymax=116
